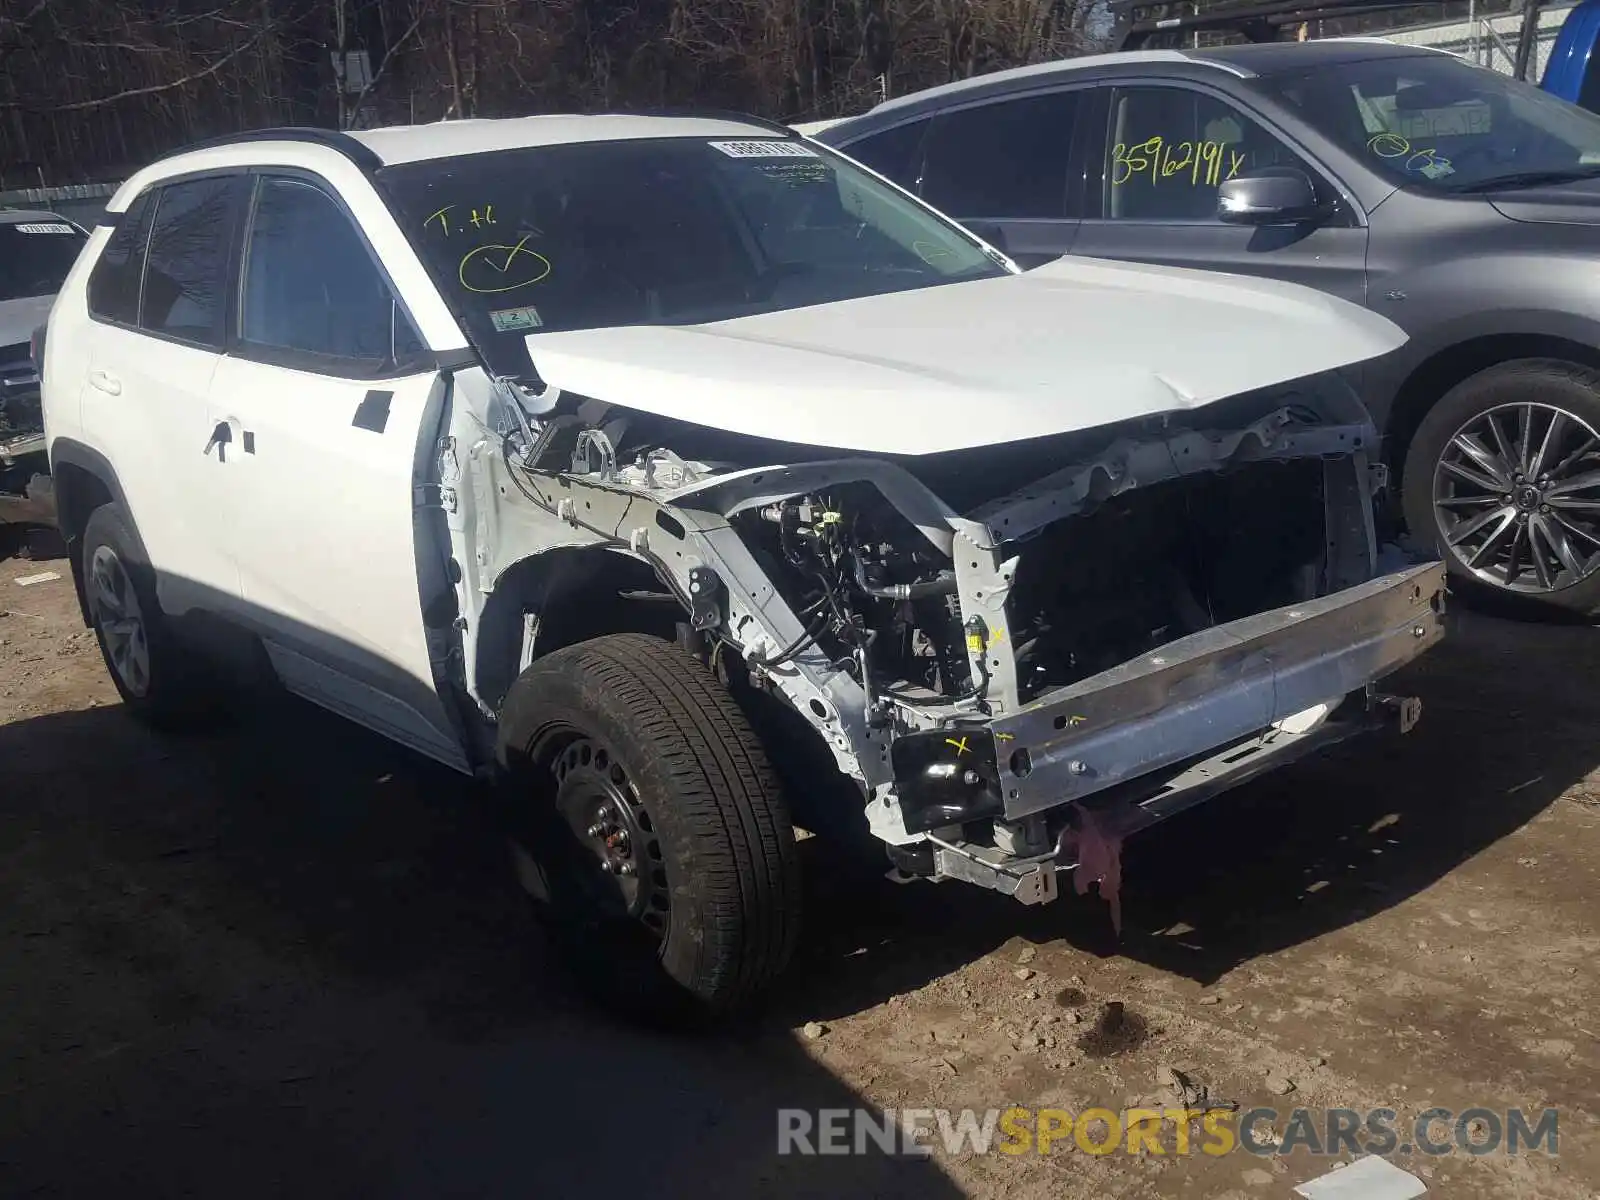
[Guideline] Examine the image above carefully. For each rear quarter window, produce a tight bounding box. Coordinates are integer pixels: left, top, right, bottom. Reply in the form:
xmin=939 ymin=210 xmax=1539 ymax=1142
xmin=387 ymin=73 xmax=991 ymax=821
xmin=86 ymin=192 xmax=155 ymax=326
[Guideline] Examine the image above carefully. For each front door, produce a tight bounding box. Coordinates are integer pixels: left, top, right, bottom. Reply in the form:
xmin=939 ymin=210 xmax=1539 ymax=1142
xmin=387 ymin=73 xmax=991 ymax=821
xmin=1070 ymin=83 xmax=1371 ymax=307
xmin=207 ymin=172 xmax=468 ymax=771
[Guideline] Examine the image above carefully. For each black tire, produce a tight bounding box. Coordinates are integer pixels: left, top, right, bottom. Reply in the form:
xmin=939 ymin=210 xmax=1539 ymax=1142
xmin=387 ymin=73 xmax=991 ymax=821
xmin=495 ymin=633 xmax=802 ymax=1024
xmin=1403 ymin=359 xmax=1600 ymax=617
xmin=80 ymin=502 xmax=218 ymax=729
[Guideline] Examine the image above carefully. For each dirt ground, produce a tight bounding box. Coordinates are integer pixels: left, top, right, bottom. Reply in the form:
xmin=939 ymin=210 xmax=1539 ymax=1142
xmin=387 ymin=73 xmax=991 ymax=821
xmin=2 ymin=533 xmax=1598 ymax=1199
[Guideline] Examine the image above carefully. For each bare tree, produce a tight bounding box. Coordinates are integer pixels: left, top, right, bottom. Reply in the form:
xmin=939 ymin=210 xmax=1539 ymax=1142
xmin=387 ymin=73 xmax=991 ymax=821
xmin=0 ymin=0 xmax=1111 ymax=184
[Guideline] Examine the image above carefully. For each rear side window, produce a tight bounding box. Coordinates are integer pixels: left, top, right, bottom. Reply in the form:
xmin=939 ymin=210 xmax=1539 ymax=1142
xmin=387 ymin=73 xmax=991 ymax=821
xmin=840 ymin=119 xmax=930 ymax=189
xmin=86 ymin=192 xmax=154 ymax=325
xmin=919 ymin=91 xmax=1081 ymax=219
xmin=140 ymin=177 xmax=238 ymax=347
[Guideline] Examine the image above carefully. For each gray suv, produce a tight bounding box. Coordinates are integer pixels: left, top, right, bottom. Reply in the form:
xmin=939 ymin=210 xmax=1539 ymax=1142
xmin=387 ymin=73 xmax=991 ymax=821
xmin=815 ymin=40 xmax=1600 ymax=614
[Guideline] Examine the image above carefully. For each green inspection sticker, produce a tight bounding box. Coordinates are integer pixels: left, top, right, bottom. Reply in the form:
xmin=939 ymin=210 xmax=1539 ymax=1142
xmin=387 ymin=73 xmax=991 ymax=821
xmin=489 ymin=306 xmax=543 ymax=332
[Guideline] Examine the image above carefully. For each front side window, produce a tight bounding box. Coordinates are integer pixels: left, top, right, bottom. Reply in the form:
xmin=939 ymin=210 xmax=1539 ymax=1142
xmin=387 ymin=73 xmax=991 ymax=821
xmin=1101 ymin=86 xmax=1315 ymax=221
xmin=141 ymin=176 xmax=237 ymax=347
xmin=240 ymin=177 xmax=423 ymax=369
xmin=378 ymin=136 xmax=1007 ymax=376
xmin=0 ymin=218 xmax=87 ymax=304
xmin=920 ymin=91 xmax=1080 ymax=219
xmin=86 ymin=193 xmax=154 ymax=325
xmin=1259 ymin=53 xmax=1600 ymax=192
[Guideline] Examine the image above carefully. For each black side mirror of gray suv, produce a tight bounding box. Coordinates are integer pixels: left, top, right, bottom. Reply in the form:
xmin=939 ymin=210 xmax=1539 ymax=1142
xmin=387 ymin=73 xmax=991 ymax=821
xmin=1217 ymin=168 xmax=1328 ymax=226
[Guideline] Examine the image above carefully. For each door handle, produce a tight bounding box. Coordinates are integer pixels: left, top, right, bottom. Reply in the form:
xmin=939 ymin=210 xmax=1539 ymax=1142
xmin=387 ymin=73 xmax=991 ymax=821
xmin=203 ymin=421 xmax=233 ymax=459
xmin=87 ymin=369 xmax=121 ymax=396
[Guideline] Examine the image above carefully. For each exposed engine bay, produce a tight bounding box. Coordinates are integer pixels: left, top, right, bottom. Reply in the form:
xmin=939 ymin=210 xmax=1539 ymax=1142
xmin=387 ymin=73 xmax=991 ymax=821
xmin=732 ymin=459 xmax=1330 ymax=712
xmin=451 ymin=369 xmax=1445 ymax=907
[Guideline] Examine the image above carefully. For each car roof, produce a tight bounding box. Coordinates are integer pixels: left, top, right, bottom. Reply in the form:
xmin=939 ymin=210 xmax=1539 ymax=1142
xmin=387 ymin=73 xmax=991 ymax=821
xmin=346 ymin=113 xmax=785 ymax=165
xmin=0 ymin=208 xmax=71 ymax=225
xmin=1188 ymin=37 xmax=1454 ymax=74
xmin=843 ymin=38 xmax=1450 ymax=125
xmin=866 ymin=49 xmax=1235 ymax=117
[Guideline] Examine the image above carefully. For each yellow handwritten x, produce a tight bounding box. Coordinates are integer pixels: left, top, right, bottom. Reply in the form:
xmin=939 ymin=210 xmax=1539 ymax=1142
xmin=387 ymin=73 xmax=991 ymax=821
xmin=944 ymin=736 xmax=970 ymax=756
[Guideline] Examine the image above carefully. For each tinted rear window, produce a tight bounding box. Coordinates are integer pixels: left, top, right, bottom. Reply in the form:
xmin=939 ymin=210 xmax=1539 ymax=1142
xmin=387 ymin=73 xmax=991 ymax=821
xmin=0 ymin=220 xmax=87 ymax=304
xmin=87 ymin=193 xmax=154 ymax=325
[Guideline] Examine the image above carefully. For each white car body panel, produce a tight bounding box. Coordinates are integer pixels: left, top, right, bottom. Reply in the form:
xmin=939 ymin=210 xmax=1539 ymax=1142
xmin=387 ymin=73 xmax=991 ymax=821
xmin=524 ymin=254 xmax=1406 ymax=455
xmin=205 ymin=357 xmax=469 ymax=771
xmin=79 ymin=316 xmax=238 ymax=613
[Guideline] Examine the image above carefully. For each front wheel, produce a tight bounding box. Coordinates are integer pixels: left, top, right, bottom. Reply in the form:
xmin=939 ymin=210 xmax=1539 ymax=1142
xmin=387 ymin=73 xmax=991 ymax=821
xmin=495 ymin=633 xmax=802 ymax=1023
xmin=1403 ymin=359 xmax=1600 ymax=615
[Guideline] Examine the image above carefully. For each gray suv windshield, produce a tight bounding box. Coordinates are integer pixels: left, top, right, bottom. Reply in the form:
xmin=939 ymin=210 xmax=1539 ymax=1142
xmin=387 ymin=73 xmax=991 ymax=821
xmin=379 ymin=135 xmax=1005 ymax=376
xmin=1257 ymin=54 xmax=1600 ymax=193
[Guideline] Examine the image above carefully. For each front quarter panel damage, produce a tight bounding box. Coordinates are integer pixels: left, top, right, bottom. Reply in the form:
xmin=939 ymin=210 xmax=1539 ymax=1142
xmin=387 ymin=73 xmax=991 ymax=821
xmin=456 ymin=373 xmax=1441 ymax=902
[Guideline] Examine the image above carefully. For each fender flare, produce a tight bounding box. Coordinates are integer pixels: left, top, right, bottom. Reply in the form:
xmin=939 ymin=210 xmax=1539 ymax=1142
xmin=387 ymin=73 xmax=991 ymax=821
xmin=47 ymin=437 xmax=149 ymax=623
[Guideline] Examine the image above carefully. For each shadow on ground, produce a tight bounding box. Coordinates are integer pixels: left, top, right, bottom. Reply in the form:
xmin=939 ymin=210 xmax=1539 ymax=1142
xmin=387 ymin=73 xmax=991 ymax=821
xmin=2 ymin=596 xmax=1595 ymax=1196
xmin=0 ymin=695 xmax=956 ymax=1199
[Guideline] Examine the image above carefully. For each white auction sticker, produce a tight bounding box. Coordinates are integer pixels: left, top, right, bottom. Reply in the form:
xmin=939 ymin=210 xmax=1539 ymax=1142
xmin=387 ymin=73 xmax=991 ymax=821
xmin=708 ymin=140 xmax=817 ymax=159
xmin=14 ymin=223 xmax=75 ymax=234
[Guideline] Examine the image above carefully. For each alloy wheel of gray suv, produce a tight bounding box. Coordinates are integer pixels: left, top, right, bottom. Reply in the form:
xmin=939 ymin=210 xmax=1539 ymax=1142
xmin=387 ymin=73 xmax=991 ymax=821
xmin=1405 ymin=360 xmax=1600 ymax=614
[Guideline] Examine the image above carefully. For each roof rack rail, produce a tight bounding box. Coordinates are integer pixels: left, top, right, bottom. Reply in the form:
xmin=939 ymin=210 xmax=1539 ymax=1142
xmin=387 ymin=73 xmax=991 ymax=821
xmin=156 ymin=126 xmax=383 ymax=172
xmin=1113 ymin=0 xmax=1427 ymax=50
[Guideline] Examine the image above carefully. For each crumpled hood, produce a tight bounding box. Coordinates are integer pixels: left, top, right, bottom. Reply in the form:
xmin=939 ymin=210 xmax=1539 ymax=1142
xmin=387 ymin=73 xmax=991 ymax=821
xmin=526 ymin=255 xmax=1405 ymax=456
xmin=0 ymin=294 xmax=52 ymax=352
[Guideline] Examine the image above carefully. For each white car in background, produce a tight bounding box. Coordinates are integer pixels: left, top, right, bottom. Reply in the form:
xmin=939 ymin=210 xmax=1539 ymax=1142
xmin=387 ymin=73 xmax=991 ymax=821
xmin=37 ymin=114 xmax=1443 ymax=1021
xmin=1 ymin=209 xmax=86 ymax=526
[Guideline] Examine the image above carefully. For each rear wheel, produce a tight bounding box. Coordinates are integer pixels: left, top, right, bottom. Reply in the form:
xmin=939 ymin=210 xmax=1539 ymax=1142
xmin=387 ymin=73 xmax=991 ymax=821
xmin=1403 ymin=359 xmax=1600 ymax=615
xmin=496 ymin=633 xmax=802 ymax=1024
xmin=81 ymin=502 xmax=219 ymax=728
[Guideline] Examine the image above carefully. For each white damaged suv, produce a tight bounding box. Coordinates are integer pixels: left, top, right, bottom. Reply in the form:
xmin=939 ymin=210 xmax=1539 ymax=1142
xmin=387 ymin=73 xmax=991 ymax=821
xmin=38 ymin=114 xmax=1444 ymax=1018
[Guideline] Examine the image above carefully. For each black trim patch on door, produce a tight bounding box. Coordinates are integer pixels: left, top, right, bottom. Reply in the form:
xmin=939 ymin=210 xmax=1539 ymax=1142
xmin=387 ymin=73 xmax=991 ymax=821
xmin=352 ymin=389 xmax=393 ymax=433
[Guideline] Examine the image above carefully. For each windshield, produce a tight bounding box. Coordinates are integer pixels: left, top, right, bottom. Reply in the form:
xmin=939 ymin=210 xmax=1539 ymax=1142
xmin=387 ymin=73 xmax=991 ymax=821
xmin=1257 ymin=54 xmax=1600 ymax=193
xmin=0 ymin=219 xmax=86 ymax=304
xmin=378 ymin=135 xmax=1007 ymax=376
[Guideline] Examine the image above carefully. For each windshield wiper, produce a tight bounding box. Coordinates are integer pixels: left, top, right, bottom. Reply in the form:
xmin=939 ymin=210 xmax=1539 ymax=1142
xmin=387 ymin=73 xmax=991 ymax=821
xmin=1445 ymin=165 xmax=1600 ymax=192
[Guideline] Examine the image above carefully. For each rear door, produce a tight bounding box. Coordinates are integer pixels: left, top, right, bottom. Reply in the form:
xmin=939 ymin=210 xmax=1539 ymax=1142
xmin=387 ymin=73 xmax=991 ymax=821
xmin=1069 ymin=82 xmax=1370 ymax=306
xmin=206 ymin=172 xmax=468 ymax=771
xmin=80 ymin=175 xmax=248 ymax=615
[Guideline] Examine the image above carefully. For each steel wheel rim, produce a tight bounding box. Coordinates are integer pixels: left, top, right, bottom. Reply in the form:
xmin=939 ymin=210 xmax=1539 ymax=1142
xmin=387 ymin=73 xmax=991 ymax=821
xmin=1432 ymin=401 xmax=1600 ymax=594
xmin=89 ymin=544 xmax=151 ymax=697
xmin=535 ymin=733 xmax=671 ymax=938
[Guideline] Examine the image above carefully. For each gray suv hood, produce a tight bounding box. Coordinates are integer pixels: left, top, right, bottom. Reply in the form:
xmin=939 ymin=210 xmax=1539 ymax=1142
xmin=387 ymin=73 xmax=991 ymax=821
xmin=1488 ymin=176 xmax=1600 ymax=226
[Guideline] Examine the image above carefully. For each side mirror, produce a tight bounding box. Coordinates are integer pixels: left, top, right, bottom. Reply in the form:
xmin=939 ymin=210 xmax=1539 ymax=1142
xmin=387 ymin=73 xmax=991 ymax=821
xmin=1217 ymin=168 xmax=1328 ymax=226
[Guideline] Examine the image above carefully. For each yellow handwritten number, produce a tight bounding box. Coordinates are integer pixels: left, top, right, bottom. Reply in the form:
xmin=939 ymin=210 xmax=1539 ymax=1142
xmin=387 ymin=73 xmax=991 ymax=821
xmin=1112 ymin=138 xmax=1244 ymax=189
